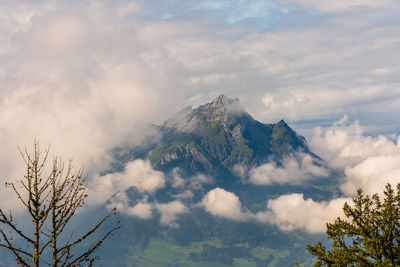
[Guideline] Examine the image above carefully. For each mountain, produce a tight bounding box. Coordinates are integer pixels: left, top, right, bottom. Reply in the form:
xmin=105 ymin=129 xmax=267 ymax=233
xmin=114 ymin=95 xmax=318 ymax=183
xmin=100 ymin=95 xmax=340 ymax=266
xmin=154 ymin=95 xmax=311 ymax=171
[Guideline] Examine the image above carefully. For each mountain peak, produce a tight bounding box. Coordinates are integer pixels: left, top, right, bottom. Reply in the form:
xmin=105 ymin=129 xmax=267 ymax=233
xmin=199 ymin=95 xmax=244 ymax=119
xmin=211 ymin=94 xmax=230 ymax=107
xmin=275 ymin=119 xmax=289 ymax=128
xmin=209 ymin=94 xmax=241 ymax=110
xmin=163 ymin=95 xmax=246 ymax=131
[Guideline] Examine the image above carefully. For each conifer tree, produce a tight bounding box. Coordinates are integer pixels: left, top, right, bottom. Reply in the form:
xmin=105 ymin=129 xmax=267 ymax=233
xmin=308 ymin=183 xmax=400 ymax=266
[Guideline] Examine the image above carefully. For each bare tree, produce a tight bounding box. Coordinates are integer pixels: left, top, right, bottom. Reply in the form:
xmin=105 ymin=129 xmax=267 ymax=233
xmin=0 ymin=141 xmax=119 ymax=266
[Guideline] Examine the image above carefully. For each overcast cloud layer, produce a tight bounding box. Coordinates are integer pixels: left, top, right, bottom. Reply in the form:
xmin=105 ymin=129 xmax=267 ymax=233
xmin=1 ymin=0 xmax=400 ymax=232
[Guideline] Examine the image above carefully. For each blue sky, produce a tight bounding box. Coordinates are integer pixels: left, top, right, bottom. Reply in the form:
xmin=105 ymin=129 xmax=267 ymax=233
xmin=139 ymin=0 xmax=309 ymax=29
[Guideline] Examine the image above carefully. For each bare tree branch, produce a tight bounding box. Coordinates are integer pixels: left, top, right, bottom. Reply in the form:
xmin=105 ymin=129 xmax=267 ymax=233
xmin=0 ymin=141 xmax=119 ymax=267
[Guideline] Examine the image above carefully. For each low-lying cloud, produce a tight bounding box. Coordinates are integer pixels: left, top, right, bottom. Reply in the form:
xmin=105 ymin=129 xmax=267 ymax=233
xmin=247 ymin=118 xmax=400 ymax=233
xmin=200 ymin=188 xmax=350 ymax=233
xmin=90 ymin=160 xmax=188 ymax=226
xmin=107 ymin=193 xmax=153 ymax=219
xmin=249 ymin=153 xmax=329 ymax=185
xmin=107 ymin=192 xmax=187 ymax=227
xmin=256 ymin=194 xmax=351 ymax=233
xmin=88 ymin=159 xmax=165 ymax=205
xmin=156 ymin=201 xmax=188 ymax=227
xmin=310 ymin=116 xmax=400 ymax=196
xmin=201 ymin=188 xmax=246 ymax=221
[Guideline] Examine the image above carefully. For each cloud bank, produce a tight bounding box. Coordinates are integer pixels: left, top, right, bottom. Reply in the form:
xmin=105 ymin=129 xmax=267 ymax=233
xmin=88 ymin=159 xmax=165 ymax=205
xmin=200 ymin=188 xmax=351 ymax=233
xmin=256 ymin=194 xmax=351 ymax=233
xmin=310 ymin=116 xmax=400 ymax=196
xmin=249 ymin=118 xmax=400 ymax=233
xmin=253 ymin=118 xmax=400 ymax=233
xmin=249 ymin=153 xmax=329 ymax=185
xmin=91 ymin=161 xmax=189 ymax=226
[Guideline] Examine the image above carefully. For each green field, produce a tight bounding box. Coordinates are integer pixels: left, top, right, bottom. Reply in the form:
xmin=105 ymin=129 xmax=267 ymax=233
xmin=122 ymin=238 xmax=291 ymax=267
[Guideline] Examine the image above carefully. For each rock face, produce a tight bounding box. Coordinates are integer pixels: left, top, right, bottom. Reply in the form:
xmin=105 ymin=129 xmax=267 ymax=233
xmin=162 ymin=94 xmax=244 ymax=132
xmin=115 ymin=94 xmax=315 ymax=181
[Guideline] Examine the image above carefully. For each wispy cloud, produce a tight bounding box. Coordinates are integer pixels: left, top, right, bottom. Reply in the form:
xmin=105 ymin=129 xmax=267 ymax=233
xmin=277 ymin=0 xmax=394 ymax=12
xmin=156 ymin=201 xmax=188 ymax=227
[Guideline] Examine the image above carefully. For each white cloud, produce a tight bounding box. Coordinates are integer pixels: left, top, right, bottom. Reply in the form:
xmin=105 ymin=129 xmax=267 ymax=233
xmin=100 ymin=165 xmax=188 ymax=225
xmin=342 ymin=155 xmax=400 ymax=197
xmin=0 ymin=1 xmax=188 ymax=187
xmin=108 ymin=193 xmax=188 ymax=225
xmin=249 ymin=153 xmax=329 ymax=185
xmin=201 ymin=188 xmax=350 ymax=233
xmin=129 ymin=202 xmax=153 ymax=219
xmin=310 ymin=116 xmax=386 ymax=170
xmin=88 ymin=159 xmax=165 ymax=205
xmin=256 ymin=194 xmax=351 ymax=233
xmin=156 ymin=200 xmax=187 ymax=227
xmin=0 ymin=0 xmax=399 ymax=163
xmin=107 ymin=192 xmax=153 ymax=219
xmin=201 ymin=188 xmax=246 ymax=221
xmin=107 ymin=192 xmax=188 ymax=225
xmin=277 ymin=0 xmax=394 ymax=12
xmin=262 ymin=93 xmax=310 ymax=121
xmin=120 ymin=160 xmax=165 ymax=193
xmin=247 ymin=118 xmax=400 ymax=233
xmin=310 ymin=117 xmax=400 ymax=196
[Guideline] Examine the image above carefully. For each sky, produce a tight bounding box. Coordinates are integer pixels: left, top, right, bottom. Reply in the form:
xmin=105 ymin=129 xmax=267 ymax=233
xmin=1 ymin=0 xmax=400 ymax=233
